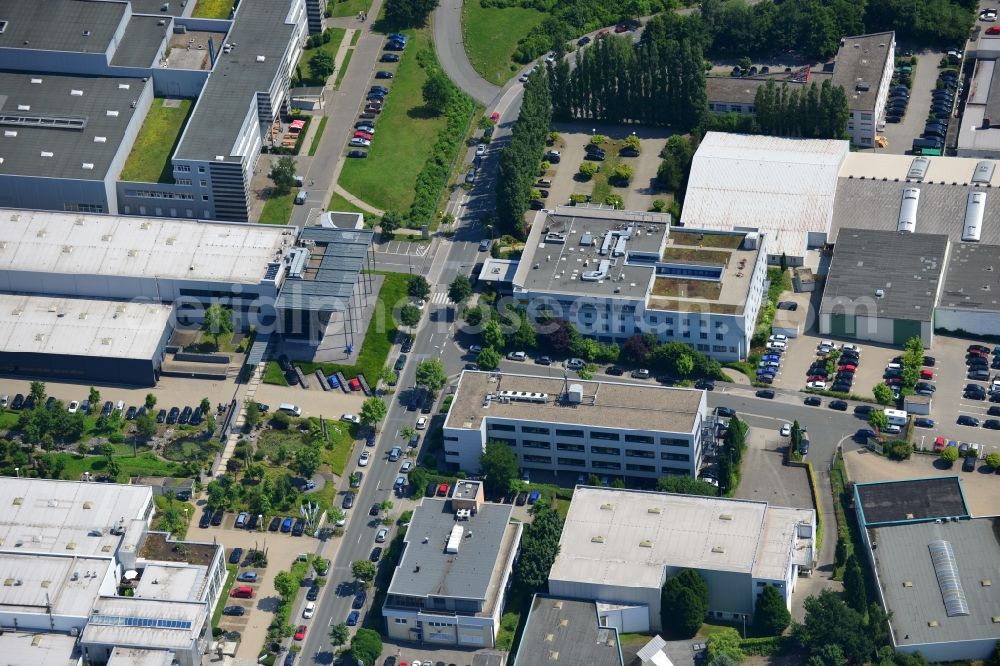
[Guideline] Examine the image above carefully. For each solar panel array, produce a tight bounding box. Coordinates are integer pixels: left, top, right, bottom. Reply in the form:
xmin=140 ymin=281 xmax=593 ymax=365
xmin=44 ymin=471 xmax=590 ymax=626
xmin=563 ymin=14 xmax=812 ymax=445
xmin=928 ymin=540 xmax=971 ymax=617
xmin=90 ymin=614 xmax=193 ymax=630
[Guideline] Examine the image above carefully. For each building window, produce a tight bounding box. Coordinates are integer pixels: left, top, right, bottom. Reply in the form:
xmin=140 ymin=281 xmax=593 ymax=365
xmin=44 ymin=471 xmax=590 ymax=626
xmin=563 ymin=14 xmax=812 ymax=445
xmin=683 ymin=331 xmax=690 ymax=338
xmin=176 ymin=178 xmax=192 ymax=186
xmin=661 ymin=452 xmax=690 ymax=462
xmin=729 ymin=346 xmax=738 ymax=353
xmin=445 ymin=450 xmax=459 ymax=456
xmin=557 ymin=442 xmax=585 ymax=453
xmin=555 ymin=429 xmax=584 ymax=438
xmin=591 ymin=446 xmax=621 ymax=456
xmin=523 ymin=455 xmax=551 ymax=464
xmin=63 ymin=203 xmax=105 ymax=213
xmin=557 ymin=457 xmax=586 ymax=467
xmin=716 ymin=333 xmax=724 ymax=341
xmin=624 ymin=434 xmax=654 ymax=444
xmin=625 ymin=449 xmax=655 ymax=459
xmin=521 ymin=426 xmax=550 ymax=435
xmin=489 ymin=424 xmax=516 ymax=432
xmin=700 ymin=332 xmax=708 ymax=340
xmin=590 ymin=431 xmax=620 ymax=441
xmin=175 ymin=165 xmax=191 ymax=172
xmin=660 ymin=437 xmax=689 ymax=447
xmin=200 ymin=180 xmax=207 ymax=187
xmin=202 ymin=195 xmax=209 ymax=201
xmin=592 ymin=460 xmax=621 ymax=470
xmin=713 ymin=345 xmax=727 ymax=352
xmin=395 ymin=618 xmax=407 ymax=624
xmin=198 ymin=166 xmax=205 ymax=173
xmin=626 ymin=463 xmax=656 ymax=472
xmin=732 ymin=105 xmax=742 ymax=113
xmin=697 ymin=344 xmax=709 ymax=351
xmin=522 ymin=440 xmax=551 ymax=450
xmin=493 ymin=438 xmax=516 ymax=447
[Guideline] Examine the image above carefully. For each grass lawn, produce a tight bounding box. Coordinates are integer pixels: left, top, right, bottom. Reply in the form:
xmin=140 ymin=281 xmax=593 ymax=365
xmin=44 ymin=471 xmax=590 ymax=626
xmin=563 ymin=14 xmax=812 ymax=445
xmin=299 ymin=28 xmax=346 ymax=87
xmin=462 ymin=0 xmax=545 ymax=85
xmin=351 ymin=31 xmax=361 ymax=46
xmin=212 ymin=564 xmax=238 ymax=627
xmin=163 ymin=436 xmax=222 ymax=464
xmin=328 ymin=191 xmax=371 ymax=217
xmin=192 ymin=0 xmax=232 ymax=18
xmin=338 ymin=28 xmax=448 ymax=212
xmin=259 ymin=191 xmax=296 ymax=225
xmin=120 ymin=99 xmax=193 ymax=183
xmin=263 ymin=362 xmax=289 ymax=386
xmin=308 ymin=116 xmax=329 ymax=156
xmin=334 ymin=49 xmax=355 ymax=89
xmin=589 ymin=141 xmax=624 ymax=204
xmin=42 ymin=451 xmax=184 ymax=480
xmin=291 ymin=272 xmax=409 ymax=383
xmin=330 ymin=0 xmax=369 ymax=17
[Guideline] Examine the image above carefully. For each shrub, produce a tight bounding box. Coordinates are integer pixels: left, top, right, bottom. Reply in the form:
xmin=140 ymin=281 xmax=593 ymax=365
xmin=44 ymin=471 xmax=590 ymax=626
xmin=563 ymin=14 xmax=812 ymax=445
xmin=886 ymin=440 xmax=912 ymax=460
xmin=589 ymin=134 xmax=606 ymax=145
xmin=611 ymin=163 xmax=634 ymax=184
xmin=604 ymin=194 xmax=624 ymax=209
xmin=651 ymin=198 xmax=667 ymax=212
xmin=578 ymin=162 xmax=598 ymax=179
xmin=940 ymin=446 xmax=959 ymax=465
xmin=986 ymin=452 xmax=1000 ymax=470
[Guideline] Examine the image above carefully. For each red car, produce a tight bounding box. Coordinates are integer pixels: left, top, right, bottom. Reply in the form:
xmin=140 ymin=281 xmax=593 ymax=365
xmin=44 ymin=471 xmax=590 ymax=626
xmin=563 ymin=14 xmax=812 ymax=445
xmin=354 ymin=131 xmax=373 ymax=140
xmin=490 ymin=112 xmax=500 ymax=123
xmin=988 ymin=26 xmax=1000 ymax=34
xmin=294 ymin=625 xmax=307 ymax=641
xmin=839 ymin=364 xmax=857 ymax=372
xmin=348 ymin=378 xmax=362 ymax=391
xmin=597 ymin=28 xmax=610 ymax=39
xmin=920 ymin=368 xmax=934 ymax=380
xmin=614 ymin=23 xmax=630 ymax=33
xmin=437 ymin=482 xmax=450 ymax=497
xmin=933 ymin=436 xmax=946 ymax=452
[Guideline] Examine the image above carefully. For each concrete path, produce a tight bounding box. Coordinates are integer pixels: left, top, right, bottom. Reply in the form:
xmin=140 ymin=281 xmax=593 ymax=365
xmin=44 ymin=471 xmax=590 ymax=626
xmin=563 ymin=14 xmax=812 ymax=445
xmin=432 ymin=0 xmax=501 ymax=105
xmin=333 ymin=183 xmax=384 ymax=215
xmin=214 ymin=363 xmax=264 ymax=476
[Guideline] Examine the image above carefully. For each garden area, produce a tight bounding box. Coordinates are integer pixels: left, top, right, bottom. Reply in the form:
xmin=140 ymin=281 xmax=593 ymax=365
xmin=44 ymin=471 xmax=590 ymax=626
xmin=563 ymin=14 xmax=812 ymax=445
xmin=461 ymin=0 xmax=545 ymax=85
xmin=192 ymin=0 xmax=233 ymax=18
xmin=259 ymin=191 xmax=296 ymax=225
xmin=295 ymin=28 xmax=346 ymax=87
xmin=119 ymin=99 xmax=193 ymax=184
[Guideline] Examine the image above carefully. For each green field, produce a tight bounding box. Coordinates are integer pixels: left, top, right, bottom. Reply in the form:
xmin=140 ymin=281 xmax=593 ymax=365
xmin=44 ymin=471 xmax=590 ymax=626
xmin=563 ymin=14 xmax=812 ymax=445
xmin=120 ymin=99 xmax=193 ymax=183
xmin=192 ymin=0 xmax=232 ymax=18
xmin=338 ymin=29 xmax=448 ymax=212
xmin=330 ymin=0 xmax=370 ymax=18
xmin=211 ymin=565 xmax=238 ymax=627
xmin=41 ymin=451 xmax=184 ymax=481
xmin=299 ymin=28 xmax=346 ymax=86
xmin=259 ymin=191 xmax=296 ymax=225
xmin=462 ymin=0 xmax=545 ymax=85
xmin=328 ymin=191 xmax=371 ymax=218
xmin=334 ymin=49 xmax=355 ymax=89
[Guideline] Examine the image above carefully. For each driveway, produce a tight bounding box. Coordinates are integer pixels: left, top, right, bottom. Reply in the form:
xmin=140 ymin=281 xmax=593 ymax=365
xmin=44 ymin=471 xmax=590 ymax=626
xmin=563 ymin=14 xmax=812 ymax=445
xmin=879 ymin=51 xmax=945 ymax=154
xmin=732 ymin=428 xmax=814 ymax=511
xmin=623 ymin=136 xmax=668 ymax=211
xmin=432 ymin=0 xmax=501 ymax=105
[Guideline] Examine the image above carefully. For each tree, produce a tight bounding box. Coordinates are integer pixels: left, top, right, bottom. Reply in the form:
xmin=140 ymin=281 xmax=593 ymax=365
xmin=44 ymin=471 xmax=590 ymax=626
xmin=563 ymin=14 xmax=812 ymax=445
xmin=422 ymin=69 xmax=452 ymax=114
xmin=656 ymin=475 xmax=719 ymax=496
xmin=510 ymin=311 xmax=537 ymax=350
xmin=330 ymin=623 xmax=350 ymax=646
xmin=408 ymin=274 xmax=431 ymax=300
xmin=795 ymin=590 xmax=872 ymax=664
xmin=294 ymin=446 xmax=321 ymax=478
xmin=940 ymin=446 xmax=959 ymax=465
xmin=360 ymin=397 xmax=388 ymax=430
xmin=351 ymin=559 xmax=378 ymax=583
xmin=310 ymin=51 xmax=335 ymax=81
xmin=270 ymin=156 xmax=297 ymax=196
xmin=578 ymin=161 xmax=598 ymax=179
xmin=624 ymin=134 xmax=641 ymax=151
xmin=144 ymin=393 xmax=157 ymax=410
xmin=448 ymin=275 xmax=473 ymax=305
xmin=477 ymin=346 xmax=501 ymax=370
xmin=986 ymin=452 xmax=1000 ymax=470
xmin=136 ymin=413 xmax=157 ymax=440
xmin=754 ymin=585 xmax=791 ymax=635
xmin=400 ymin=425 xmax=417 ymax=443
xmin=407 ymin=466 xmax=430 ymax=496
xmin=29 ymin=381 xmax=46 ymax=405
xmin=661 ymin=569 xmax=709 ymax=637
xmin=706 ymin=627 xmax=745 ymax=664
xmin=244 ymin=401 xmax=261 ymax=429
xmin=349 ymin=628 xmax=383 ymax=666
xmin=415 ymin=359 xmax=447 ymax=395
xmin=380 ymin=209 xmax=404 ymax=235
xmin=676 ymin=353 xmax=695 ymax=377
xmin=516 ymin=500 xmax=563 ymax=588
xmin=480 ymin=441 xmax=519 ymax=496
xmin=842 ymin=554 xmax=867 ymax=614
xmin=200 ymin=397 xmax=211 ymax=415
xmin=89 ymin=387 xmax=101 ymax=410
xmin=400 ymin=304 xmax=422 ymax=329
xmin=482 ymin=319 xmax=505 ymax=350
xmin=872 ymin=383 xmax=893 ymax=405
xmin=808 ymin=644 xmax=846 ymax=666
xmin=201 ymin=304 xmax=233 ymax=350
xmin=868 ymin=409 xmax=889 ymax=435
xmin=273 ymin=571 xmax=297 ymax=599
xmin=611 ymin=163 xmax=634 ymax=184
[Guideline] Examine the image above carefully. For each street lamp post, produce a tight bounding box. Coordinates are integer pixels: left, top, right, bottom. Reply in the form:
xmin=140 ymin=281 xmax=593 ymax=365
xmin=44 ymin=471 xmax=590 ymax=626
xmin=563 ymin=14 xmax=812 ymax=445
xmin=14 ymin=467 xmax=19 ymax=478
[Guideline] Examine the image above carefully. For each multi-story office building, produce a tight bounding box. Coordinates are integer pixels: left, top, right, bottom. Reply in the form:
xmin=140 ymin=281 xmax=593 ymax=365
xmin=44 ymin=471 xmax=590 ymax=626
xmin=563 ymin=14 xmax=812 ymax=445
xmin=442 ymin=370 xmax=710 ymax=481
xmin=831 ymin=32 xmax=895 ymax=148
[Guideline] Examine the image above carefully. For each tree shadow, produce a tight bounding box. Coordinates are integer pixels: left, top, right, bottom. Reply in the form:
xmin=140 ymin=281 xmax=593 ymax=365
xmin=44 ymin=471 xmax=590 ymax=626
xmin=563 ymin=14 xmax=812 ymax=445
xmin=406 ymin=105 xmax=440 ymax=120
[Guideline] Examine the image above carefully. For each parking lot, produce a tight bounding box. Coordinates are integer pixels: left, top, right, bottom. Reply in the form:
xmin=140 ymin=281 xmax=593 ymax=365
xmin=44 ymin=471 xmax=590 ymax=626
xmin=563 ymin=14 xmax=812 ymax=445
xmin=880 ymin=50 xmax=946 ymax=154
xmin=732 ymin=427 xmax=814 ymax=511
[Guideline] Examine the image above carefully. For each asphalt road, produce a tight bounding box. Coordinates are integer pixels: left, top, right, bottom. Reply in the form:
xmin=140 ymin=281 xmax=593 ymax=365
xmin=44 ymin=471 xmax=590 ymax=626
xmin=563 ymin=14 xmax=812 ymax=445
xmin=433 ymin=0 xmax=501 ymax=105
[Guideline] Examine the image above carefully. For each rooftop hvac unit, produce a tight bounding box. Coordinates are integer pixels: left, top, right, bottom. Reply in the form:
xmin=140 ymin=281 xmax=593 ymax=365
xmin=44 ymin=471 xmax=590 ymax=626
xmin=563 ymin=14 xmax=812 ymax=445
xmin=567 ymin=384 xmax=583 ymax=403
xmin=445 ymin=525 xmax=464 ymax=554
xmin=744 ymin=232 xmax=758 ymax=250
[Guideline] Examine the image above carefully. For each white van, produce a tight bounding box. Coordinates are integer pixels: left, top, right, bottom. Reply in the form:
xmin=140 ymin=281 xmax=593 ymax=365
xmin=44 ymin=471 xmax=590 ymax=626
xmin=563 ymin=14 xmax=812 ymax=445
xmin=884 ymin=408 xmax=908 ymax=426
xmin=278 ymin=403 xmax=302 ymax=417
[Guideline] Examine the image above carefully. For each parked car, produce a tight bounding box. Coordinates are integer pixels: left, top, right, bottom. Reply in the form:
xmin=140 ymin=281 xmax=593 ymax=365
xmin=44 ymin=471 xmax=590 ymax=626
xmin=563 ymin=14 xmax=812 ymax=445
xmin=829 ymin=400 xmax=849 ymax=411
xmin=347 ymin=150 xmax=368 ymax=158
xmin=222 ymin=606 xmax=246 ymax=616
xmin=346 ymin=610 xmax=360 ymax=626
xmin=631 ymin=368 xmax=650 ymax=379
xmin=958 ymin=415 xmax=981 ymax=427
xmin=237 ymin=571 xmax=258 ymax=583
xmin=353 ymin=591 xmax=368 ymax=609
xmin=756 ymin=389 xmax=775 ymax=399
xmin=211 ymin=509 xmax=224 ymax=526
xmin=375 ymin=70 xmax=394 ymax=79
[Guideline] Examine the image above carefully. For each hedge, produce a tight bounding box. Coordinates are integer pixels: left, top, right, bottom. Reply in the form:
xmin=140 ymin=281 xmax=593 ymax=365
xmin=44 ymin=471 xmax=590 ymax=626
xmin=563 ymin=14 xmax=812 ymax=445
xmin=739 ymin=636 xmax=788 ymax=656
xmin=786 ymin=459 xmax=823 ymax=552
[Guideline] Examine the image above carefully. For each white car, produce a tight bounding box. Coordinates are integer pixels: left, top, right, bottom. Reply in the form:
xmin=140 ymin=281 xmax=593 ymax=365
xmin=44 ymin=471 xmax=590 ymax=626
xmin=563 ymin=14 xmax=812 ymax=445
xmin=359 ymin=451 xmax=370 ymax=466
xmin=415 ymin=299 xmax=426 ymax=310
xmin=545 ymin=51 xmax=556 ymax=62
xmin=819 ymin=339 xmax=835 ymax=349
xmin=841 ymin=344 xmax=862 ymax=354
xmin=470 ymin=344 xmax=483 ymax=353
xmin=769 ymin=334 xmax=788 ymax=342
xmin=766 ymin=341 xmax=786 ymax=351
xmin=476 ymin=144 xmax=487 ymax=156
xmin=807 ymin=380 xmax=827 ymax=390
xmin=336 ymin=512 xmax=347 ymax=527
xmin=507 ymin=351 xmax=526 ymax=361
xmin=565 ymin=358 xmax=585 ymax=370
xmin=400 ymin=460 xmax=413 ymax=473
xmin=349 ymin=137 xmax=371 ymax=147
xmin=780 ymin=423 xmax=791 ymax=437
xmin=416 ymin=416 xmax=428 ymax=430
xmin=67 ymin=400 xmax=79 ymax=414
xmin=375 ymin=527 xmax=389 ymax=543
xmin=303 ymin=602 xmax=315 ymax=619
xmin=341 ymin=413 xmax=361 ymax=424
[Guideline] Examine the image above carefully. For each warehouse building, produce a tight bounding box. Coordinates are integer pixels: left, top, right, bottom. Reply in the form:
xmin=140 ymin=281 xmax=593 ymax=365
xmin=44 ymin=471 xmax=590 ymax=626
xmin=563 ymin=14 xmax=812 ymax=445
xmin=681 ymin=133 xmax=848 ymax=264
xmin=548 ymin=487 xmax=816 ymax=633
xmin=382 ymin=481 xmax=522 ymax=648
xmin=0 ymin=478 xmax=226 ymax=666
xmin=853 ymin=478 xmax=1000 ymax=661
xmin=819 ymin=229 xmax=948 ymax=347
xmin=443 ymin=370 xmax=710 ymax=481
xmin=936 ymin=241 xmax=1000 ymax=335
xmin=512 ymin=206 xmax=769 ymax=361
xmin=513 ymin=595 xmax=624 ymax=666
xmin=956 ymin=57 xmax=1000 ymax=158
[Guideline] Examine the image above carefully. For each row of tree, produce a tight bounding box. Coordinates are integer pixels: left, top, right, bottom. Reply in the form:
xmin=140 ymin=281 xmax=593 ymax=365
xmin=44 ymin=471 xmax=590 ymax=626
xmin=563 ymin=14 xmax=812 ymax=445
xmin=497 ymin=71 xmax=553 ymax=235
xmin=752 ymin=79 xmax=850 ymax=141
xmin=548 ymin=15 xmax=706 ymax=129
xmin=717 ymin=415 xmax=747 ymax=495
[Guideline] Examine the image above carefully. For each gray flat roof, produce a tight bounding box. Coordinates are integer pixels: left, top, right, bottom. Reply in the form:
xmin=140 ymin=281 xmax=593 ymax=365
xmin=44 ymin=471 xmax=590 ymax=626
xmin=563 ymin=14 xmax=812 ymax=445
xmin=856 ymin=478 xmax=969 ymax=526
xmin=0 ymin=0 xmax=125 ymax=54
xmin=174 ymin=0 xmax=297 ymax=163
xmin=0 ymin=294 xmax=172 ymax=360
xmin=819 ymin=229 xmax=947 ymax=322
xmin=127 ymin=0 xmax=188 ymax=15
xmin=939 ymin=242 xmax=1000 ymax=313
xmin=445 ymin=371 xmax=705 ymax=434
xmin=706 ymin=73 xmax=832 ymax=106
xmin=0 ymin=209 xmax=294 ymax=285
xmin=110 ymin=14 xmax=169 ymax=68
xmin=514 ymin=596 xmax=623 ymax=666
xmin=957 ymin=59 xmax=1000 ymax=152
xmin=871 ymin=518 xmax=1000 ymax=648
xmin=832 ymin=32 xmax=894 ymax=112
xmin=0 ymin=553 xmax=111 ymax=617
xmin=386 ymin=498 xmax=517 ymax=605
xmin=0 ymin=71 xmax=150 ymax=180
xmin=0 ymin=631 xmax=79 ymax=666
xmin=81 ymin=596 xmax=206 ymax=651
xmin=107 ymin=648 xmax=176 ymax=666
xmin=276 ymin=226 xmax=373 ymax=312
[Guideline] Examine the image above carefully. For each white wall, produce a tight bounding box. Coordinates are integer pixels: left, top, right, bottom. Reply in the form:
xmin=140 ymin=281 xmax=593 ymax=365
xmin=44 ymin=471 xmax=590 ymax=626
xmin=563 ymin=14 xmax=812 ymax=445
xmin=595 ymin=603 xmax=650 ymax=634
xmin=935 ymin=307 xmax=1000 ymax=337
xmin=547 ymin=578 xmax=663 ymax=632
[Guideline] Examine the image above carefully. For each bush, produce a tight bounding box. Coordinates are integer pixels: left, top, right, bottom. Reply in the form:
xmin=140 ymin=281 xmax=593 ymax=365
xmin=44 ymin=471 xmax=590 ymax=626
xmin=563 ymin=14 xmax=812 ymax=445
xmin=604 ymin=194 xmax=624 ymax=209
xmin=886 ymin=440 xmax=912 ymax=460
xmin=589 ymin=134 xmax=606 ymax=145
xmin=651 ymin=198 xmax=667 ymax=212
xmin=611 ymin=163 xmax=634 ymax=184
xmin=578 ymin=162 xmax=598 ymax=179
xmin=986 ymin=452 xmax=1000 ymax=470
xmin=940 ymin=446 xmax=959 ymax=465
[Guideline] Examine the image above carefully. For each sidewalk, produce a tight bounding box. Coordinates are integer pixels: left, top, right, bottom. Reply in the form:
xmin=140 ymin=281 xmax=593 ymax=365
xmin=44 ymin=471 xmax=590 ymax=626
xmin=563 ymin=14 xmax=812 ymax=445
xmin=333 ymin=183 xmax=384 ymax=215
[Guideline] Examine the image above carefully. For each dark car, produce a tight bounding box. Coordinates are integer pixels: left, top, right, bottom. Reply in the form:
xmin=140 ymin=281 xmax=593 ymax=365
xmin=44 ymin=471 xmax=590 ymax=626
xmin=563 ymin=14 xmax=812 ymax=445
xmin=606 ymin=365 xmax=624 ymax=376
xmin=804 ymin=396 xmax=822 ymax=406
xmin=246 ymin=514 xmax=259 ymax=531
xmin=963 ymin=456 xmax=977 ymax=472
xmin=755 ymin=389 xmax=775 ymax=399
xmin=831 ymin=383 xmax=852 ymax=393
xmin=985 ymin=419 xmax=1000 ymax=429
xmin=776 ymin=301 xmax=798 ymax=311
xmin=370 ymin=546 xmax=383 ymax=562
xmin=124 ymin=405 xmax=137 ymax=420
xmin=11 ymin=394 xmax=23 ymax=410
xmin=375 ymin=70 xmax=394 ymax=79
xmin=620 ymin=147 xmax=640 ymax=157
xmin=101 ymin=400 xmax=113 ymax=417
xmin=915 ymin=417 xmax=936 ymax=428
xmin=178 ymin=406 xmax=192 ymax=424
xmin=578 ymin=35 xmax=591 ymax=46
xmin=584 ymin=151 xmax=606 ymax=161
xmin=381 ymin=53 xmax=400 ymax=62
xmin=515 ymin=491 xmax=528 ymax=505
xmin=211 ymin=509 xmax=224 ymax=526
xmin=536 ymin=356 xmax=552 ymax=365
xmin=385 ymin=40 xmax=405 ymax=51
xmin=829 ymin=400 xmax=849 ymax=411
xmin=45 ymin=396 xmax=56 ymax=410
xmin=284 ymin=652 xmax=297 ymax=666
xmin=281 ymin=517 xmax=293 ymax=532
xmin=401 ymin=335 xmax=414 ymax=353
xmin=695 ymin=379 xmax=715 ymax=391
xmin=854 ymin=404 xmax=873 ymax=416
xmin=958 ymin=415 xmax=981 ymax=427
xmin=199 ymin=510 xmax=212 ymax=529
xmin=353 ymin=591 xmax=368 ymax=609
xmin=394 ymin=353 xmax=407 ymax=372
xmin=716 ymin=406 xmax=736 ymax=419
xmin=307 ymin=585 xmax=320 ymax=601
xmin=347 ymin=610 xmax=360 ymax=626
xmin=222 ymin=606 xmax=246 ymax=616
xmin=228 ymin=547 xmax=243 ymax=565
xmin=189 ymin=408 xmax=203 ymax=426
xmin=166 ymin=406 xmax=179 ymax=423
xmin=347 ymin=150 xmax=368 ymax=158
xmin=370 ymin=503 xmax=381 ymax=516
xmin=855 ymin=428 xmax=877 ymax=441
xmin=155 ymin=408 xmax=166 ymax=423
xmin=268 ymin=516 xmax=281 ymax=532
xmin=420 ymin=394 xmax=434 ymax=414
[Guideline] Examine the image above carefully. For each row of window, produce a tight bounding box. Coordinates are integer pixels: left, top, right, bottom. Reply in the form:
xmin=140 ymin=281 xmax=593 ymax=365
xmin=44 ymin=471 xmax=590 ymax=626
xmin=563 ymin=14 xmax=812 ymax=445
xmin=124 ymin=189 xmax=197 ymax=201
xmin=175 ymin=164 xmax=207 ymax=173
xmin=521 ymin=446 xmax=690 ymax=461
xmin=522 ymin=456 xmax=684 ymax=474
xmin=63 ymin=203 xmax=104 ymax=213
xmin=488 ymin=424 xmax=690 ymax=445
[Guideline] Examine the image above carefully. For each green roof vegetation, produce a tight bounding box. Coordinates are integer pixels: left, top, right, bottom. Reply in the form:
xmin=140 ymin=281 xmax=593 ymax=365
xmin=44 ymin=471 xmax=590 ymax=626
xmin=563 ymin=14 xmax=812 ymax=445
xmin=652 ymin=277 xmax=723 ymax=301
xmin=661 ymin=246 xmax=731 ymax=265
xmin=192 ymin=0 xmax=232 ymax=19
xmin=669 ymin=231 xmax=745 ymax=249
xmin=119 ymin=98 xmax=193 ymax=184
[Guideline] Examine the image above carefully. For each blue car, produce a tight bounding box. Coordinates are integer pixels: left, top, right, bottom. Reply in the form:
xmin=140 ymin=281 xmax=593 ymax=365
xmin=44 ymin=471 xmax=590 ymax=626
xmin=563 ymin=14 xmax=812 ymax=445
xmin=757 ymin=368 xmax=777 ymax=377
xmin=280 ymin=517 xmax=293 ymax=533
xmin=346 ymin=610 xmax=360 ymax=626
xmin=915 ymin=418 xmax=936 ymax=428
xmin=762 ymin=354 xmax=781 ymax=363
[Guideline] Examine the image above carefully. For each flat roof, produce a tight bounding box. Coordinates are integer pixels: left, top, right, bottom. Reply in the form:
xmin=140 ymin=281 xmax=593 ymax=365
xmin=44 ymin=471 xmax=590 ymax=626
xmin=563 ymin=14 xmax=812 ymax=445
xmin=514 ymin=596 xmax=623 ymax=666
xmin=0 ymin=0 xmax=126 ymax=54
xmin=831 ymin=177 xmax=1000 ymax=245
xmin=0 ymin=294 xmax=171 ymax=360
xmin=445 ymin=371 xmax=705 ymax=434
xmin=0 ymin=478 xmax=153 ymax=557
xmin=110 ymin=14 xmax=169 ymax=68
xmin=478 ymin=257 xmax=518 ymax=285
xmin=706 ymin=73 xmax=832 ymax=106
xmin=386 ymin=498 xmax=518 ymax=607
xmin=548 ymin=488 xmax=815 ymax=590
xmin=0 ymin=553 xmax=110 ymax=617
xmin=81 ymin=596 xmax=206 ymax=651
xmin=174 ymin=0 xmax=298 ymax=163
xmin=856 ymin=478 xmax=969 ymax=526
xmin=838 ymin=151 xmax=1000 ymax=186
xmin=958 ymin=58 xmax=1000 ymax=153
xmin=871 ymin=518 xmax=1000 ymax=648
xmin=0 ymin=209 xmax=294 ymax=285
xmin=514 ymin=207 xmax=668 ymax=300
xmin=107 ymin=647 xmax=176 ymax=666
xmin=0 ymin=631 xmax=79 ymax=666
xmin=133 ymin=563 xmax=207 ymax=602
xmin=938 ymin=241 xmax=1000 ymax=313
xmin=819 ymin=229 xmax=948 ymax=322
xmin=0 ymin=71 xmax=150 ymax=180
xmin=681 ymin=132 xmax=848 ymax=257
xmin=275 ymin=226 xmax=373 ymax=313
xmin=831 ymin=32 xmax=895 ymax=112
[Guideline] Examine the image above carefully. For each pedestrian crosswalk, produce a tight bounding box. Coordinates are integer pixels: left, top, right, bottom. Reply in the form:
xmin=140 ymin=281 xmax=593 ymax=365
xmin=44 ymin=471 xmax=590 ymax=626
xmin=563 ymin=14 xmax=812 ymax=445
xmin=429 ymin=291 xmax=449 ymax=305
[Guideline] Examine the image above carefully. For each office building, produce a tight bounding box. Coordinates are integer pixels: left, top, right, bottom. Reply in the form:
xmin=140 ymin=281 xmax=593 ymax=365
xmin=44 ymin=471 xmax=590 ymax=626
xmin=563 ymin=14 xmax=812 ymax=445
xmin=513 ymin=595 xmax=624 ymax=666
xmin=831 ymin=32 xmax=895 ymax=147
xmin=443 ymin=370 xmax=710 ymax=480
